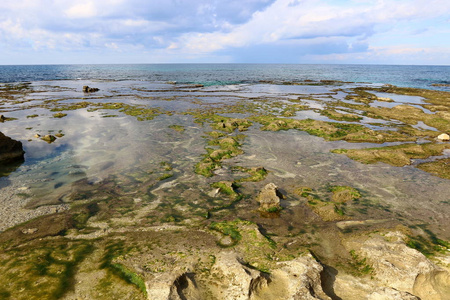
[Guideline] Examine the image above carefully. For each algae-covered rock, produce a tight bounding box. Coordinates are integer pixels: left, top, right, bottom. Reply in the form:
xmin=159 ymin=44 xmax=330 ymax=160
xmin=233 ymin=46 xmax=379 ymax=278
xmin=82 ymin=85 xmax=99 ymax=93
xmin=256 ymin=183 xmax=283 ymax=212
xmin=41 ymin=135 xmax=57 ymax=143
xmin=0 ymin=131 xmax=25 ymax=163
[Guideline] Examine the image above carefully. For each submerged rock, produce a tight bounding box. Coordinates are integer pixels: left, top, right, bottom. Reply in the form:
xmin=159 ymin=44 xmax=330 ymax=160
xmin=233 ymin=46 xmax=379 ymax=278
xmin=437 ymin=133 xmax=449 ymax=141
xmin=0 ymin=132 xmax=25 ymax=163
xmin=256 ymin=183 xmax=283 ymax=212
xmin=82 ymin=85 xmax=99 ymax=93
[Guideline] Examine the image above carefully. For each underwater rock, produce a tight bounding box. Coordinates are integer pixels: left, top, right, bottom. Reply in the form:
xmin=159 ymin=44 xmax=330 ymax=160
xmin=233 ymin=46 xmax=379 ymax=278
xmin=0 ymin=132 xmax=25 ymax=163
xmin=82 ymin=85 xmax=99 ymax=93
xmin=256 ymin=183 xmax=283 ymax=211
xmin=437 ymin=133 xmax=449 ymax=141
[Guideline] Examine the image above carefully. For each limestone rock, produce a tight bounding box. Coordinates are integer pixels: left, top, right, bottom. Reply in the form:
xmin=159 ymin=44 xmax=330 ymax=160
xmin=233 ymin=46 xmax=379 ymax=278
xmin=211 ymin=252 xmax=267 ymax=300
xmin=256 ymin=183 xmax=283 ymax=211
xmin=437 ymin=133 xmax=449 ymax=141
xmin=82 ymin=85 xmax=99 ymax=93
xmin=0 ymin=131 xmax=25 ymax=163
xmin=368 ymin=287 xmax=420 ymax=300
xmin=413 ymin=270 xmax=450 ymax=300
xmin=252 ymin=254 xmax=331 ymax=300
xmin=343 ymin=231 xmax=450 ymax=299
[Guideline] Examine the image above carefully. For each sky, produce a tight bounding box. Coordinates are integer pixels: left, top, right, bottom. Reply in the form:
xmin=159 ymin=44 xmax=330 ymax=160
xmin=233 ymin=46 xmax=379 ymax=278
xmin=0 ymin=0 xmax=449 ymax=65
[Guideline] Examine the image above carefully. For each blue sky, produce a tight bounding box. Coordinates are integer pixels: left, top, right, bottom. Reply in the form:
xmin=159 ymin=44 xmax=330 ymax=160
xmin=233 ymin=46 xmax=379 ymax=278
xmin=0 ymin=0 xmax=449 ymax=65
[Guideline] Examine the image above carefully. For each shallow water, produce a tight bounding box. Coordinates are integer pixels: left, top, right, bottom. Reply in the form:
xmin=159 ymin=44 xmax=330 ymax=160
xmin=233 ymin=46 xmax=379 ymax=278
xmin=1 ymin=79 xmax=449 ymax=238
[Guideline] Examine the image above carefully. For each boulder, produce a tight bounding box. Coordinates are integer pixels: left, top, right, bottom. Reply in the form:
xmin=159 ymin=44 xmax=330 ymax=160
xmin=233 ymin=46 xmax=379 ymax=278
xmin=0 ymin=132 xmax=25 ymax=163
xmin=437 ymin=133 xmax=449 ymax=141
xmin=256 ymin=183 xmax=283 ymax=211
xmin=41 ymin=135 xmax=57 ymax=143
xmin=82 ymin=86 xmax=99 ymax=93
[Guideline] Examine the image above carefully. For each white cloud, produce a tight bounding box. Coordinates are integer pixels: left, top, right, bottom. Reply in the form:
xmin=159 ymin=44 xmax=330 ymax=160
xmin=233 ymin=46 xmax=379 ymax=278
xmin=0 ymin=0 xmax=449 ymax=64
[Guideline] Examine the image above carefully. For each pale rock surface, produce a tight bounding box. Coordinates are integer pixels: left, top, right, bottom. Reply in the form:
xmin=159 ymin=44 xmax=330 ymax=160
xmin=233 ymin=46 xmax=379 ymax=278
xmin=437 ymin=133 xmax=449 ymax=141
xmin=252 ymin=254 xmax=331 ymax=300
xmin=367 ymin=287 xmax=420 ymax=300
xmin=342 ymin=231 xmax=450 ymax=300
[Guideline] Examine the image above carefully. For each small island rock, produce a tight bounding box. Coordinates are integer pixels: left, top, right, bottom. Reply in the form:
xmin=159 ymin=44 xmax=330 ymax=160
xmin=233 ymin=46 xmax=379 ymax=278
xmin=82 ymin=86 xmax=99 ymax=93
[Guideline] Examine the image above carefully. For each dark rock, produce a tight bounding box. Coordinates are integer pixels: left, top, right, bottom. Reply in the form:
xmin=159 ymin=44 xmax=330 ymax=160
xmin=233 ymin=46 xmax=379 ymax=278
xmin=0 ymin=132 xmax=25 ymax=163
xmin=82 ymin=86 xmax=99 ymax=93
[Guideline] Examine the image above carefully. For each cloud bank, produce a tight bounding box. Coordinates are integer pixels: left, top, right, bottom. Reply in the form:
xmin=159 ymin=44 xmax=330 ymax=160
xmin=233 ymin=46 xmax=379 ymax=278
xmin=0 ymin=0 xmax=449 ymax=64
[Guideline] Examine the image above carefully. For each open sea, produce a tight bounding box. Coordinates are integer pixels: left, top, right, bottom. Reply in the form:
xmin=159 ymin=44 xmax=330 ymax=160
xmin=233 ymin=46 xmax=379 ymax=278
xmin=0 ymin=64 xmax=449 ymax=90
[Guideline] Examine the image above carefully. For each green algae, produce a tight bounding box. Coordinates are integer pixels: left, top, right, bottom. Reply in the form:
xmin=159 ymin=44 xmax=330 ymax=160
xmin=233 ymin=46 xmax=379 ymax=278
xmin=53 ymin=112 xmax=67 ymax=118
xmin=417 ymin=158 xmax=450 ymax=179
xmin=332 ymin=143 xmax=450 ymax=167
xmin=168 ymin=124 xmax=185 ymax=132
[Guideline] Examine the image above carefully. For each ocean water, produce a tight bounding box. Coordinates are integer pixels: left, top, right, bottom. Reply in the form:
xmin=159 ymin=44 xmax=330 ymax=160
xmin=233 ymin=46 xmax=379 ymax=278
xmin=0 ymin=64 xmax=449 ymax=90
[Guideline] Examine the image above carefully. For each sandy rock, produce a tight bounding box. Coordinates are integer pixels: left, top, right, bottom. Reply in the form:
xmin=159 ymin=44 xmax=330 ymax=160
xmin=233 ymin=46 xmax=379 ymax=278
xmin=211 ymin=252 xmax=267 ymax=300
xmin=368 ymin=287 xmax=420 ymax=300
xmin=437 ymin=133 xmax=449 ymax=141
xmin=0 ymin=131 xmax=25 ymax=163
xmin=344 ymin=231 xmax=450 ymax=299
xmin=252 ymin=254 xmax=331 ymax=300
xmin=413 ymin=270 xmax=450 ymax=300
xmin=256 ymin=183 xmax=283 ymax=211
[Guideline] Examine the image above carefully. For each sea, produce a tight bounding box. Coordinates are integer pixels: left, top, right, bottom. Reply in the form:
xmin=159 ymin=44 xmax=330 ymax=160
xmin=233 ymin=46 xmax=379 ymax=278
xmin=0 ymin=64 xmax=449 ymax=90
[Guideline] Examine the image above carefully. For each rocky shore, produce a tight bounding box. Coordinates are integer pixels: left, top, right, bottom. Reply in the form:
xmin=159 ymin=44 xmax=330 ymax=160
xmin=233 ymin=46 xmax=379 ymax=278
xmin=0 ymin=80 xmax=448 ymax=299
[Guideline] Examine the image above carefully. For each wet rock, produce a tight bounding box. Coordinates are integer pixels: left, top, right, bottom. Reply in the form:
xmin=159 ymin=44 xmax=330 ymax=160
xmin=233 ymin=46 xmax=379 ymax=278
xmin=41 ymin=135 xmax=56 ymax=143
xmin=82 ymin=85 xmax=99 ymax=93
xmin=0 ymin=115 xmax=5 ymax=122
xmin=34 ymin=134 xmax=41 ymax=138
xmin=437 ymin=133 xmax=449 ymax=141
xmin=0 ymin=132 xmax=25 ymax=163
xmin=256 ymin=183 xmax=283 ymax=211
